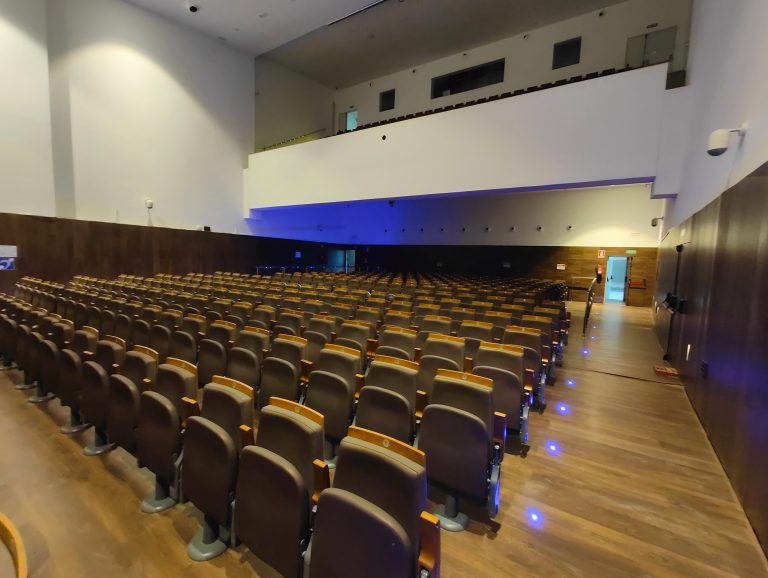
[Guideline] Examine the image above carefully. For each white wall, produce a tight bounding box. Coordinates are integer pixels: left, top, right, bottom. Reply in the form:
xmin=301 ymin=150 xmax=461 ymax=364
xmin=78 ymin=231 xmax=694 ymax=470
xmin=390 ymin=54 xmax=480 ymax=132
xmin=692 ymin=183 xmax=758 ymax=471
xmin=0 ymin=0 xmax=56 ymax=216
xmin=254 ymin=59 xmax=334 ymax=150
xmin=49 ymin=0 xmax=255 ymax=233
xmin=664 ymin=0 xmax=768 ymax=228
xmin=0 ymin=0 xmax=255 ymax=233
xmin=247 ymin=184 xmax=664 ymax=247
xmin=245 ymin=65 xmax=667 ymax=209
xmin=334 ymin=0 xmax=691 ymax=128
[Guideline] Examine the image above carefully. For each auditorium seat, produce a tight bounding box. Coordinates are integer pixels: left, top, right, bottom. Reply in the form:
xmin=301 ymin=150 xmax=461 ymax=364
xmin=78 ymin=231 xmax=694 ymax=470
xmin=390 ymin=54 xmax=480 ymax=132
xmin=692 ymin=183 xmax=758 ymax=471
xmin=131 ymin=318 xmax=151 ymax=347
xmin=106 ymin=345 xmax=159 ymax=454
xmin=198 ymin=338 xmax=227 ymax=387
xmin=169 ymin=328 xmax=197 ymax=364
xmin=305 ymin=426 xmax=439 ymax=578
xmin=81 ymin=336 xmax=127 ymax=455
xmin=375 ymin=326 xmax=418 ymax=360
xmin=471 ymin=342 xmax=530 ymax=448
xmin=383 ymin=310 xmax=412 ymax=329
xmin=205 ymin=320 xmax=238 ymax=349
xmin=275 ymin=309 xmax=304 ymax=336
xmin=355 ymin=355 xmax=420 ymax=443
xmin=416 ymin=370 xmax=505 ymax=531
xmin=304 ymin=344 xmax=363 ymax=462
xmin=458 ymin=320 xmax=494 ymax=360
xmin=225 ymin=346 xmax=260 ymax=389
xmin=149 ymin=324 xmax=172 ymax=363
xmin=334 ymin=320 xmax=374 ymax=357
xmin=58 ymin=327 xmax=99 ymax=434
xmin=416 ymin=334 xmax=466 ymax=396
xmin=136 ymin=357 xmax=197 ymax=513
xmin=259 ymin=334 xmax=307 ymax=408
xmin=181 ymin=376 xmax=254 ymax=561
xmin=234 ymin=398 xmax=325 ymax=577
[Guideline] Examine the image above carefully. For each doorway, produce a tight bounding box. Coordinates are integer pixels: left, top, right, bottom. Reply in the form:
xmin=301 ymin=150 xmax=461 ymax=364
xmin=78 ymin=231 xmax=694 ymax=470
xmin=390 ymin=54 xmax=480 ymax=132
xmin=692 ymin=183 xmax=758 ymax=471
xmin=626 ymin=26 xmax=677 ymax=68
xmin=605 ymin=257 xmax=628 ymax=303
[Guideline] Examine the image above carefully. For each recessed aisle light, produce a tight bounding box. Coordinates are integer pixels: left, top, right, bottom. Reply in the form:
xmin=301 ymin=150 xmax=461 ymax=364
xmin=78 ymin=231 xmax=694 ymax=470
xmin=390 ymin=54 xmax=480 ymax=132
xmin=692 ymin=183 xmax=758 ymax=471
xmin=566 ymin=378 xmax=575 ymax=387
xmin=546 ymin=441 xmax=561 ymax=456
xmin=527 ymin=508 xmax=544 ymax=528
xmin=556 ymin=403 xmax=571 ymax=416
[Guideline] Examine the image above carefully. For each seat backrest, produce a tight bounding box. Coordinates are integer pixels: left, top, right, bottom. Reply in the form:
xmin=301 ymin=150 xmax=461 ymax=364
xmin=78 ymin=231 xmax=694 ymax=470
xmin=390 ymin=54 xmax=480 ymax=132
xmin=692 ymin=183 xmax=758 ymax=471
xmin=378 ymin=327 xmax=417 ymax=358
xmin=332 ymin=427 xmax=427 ymax=556
xmin=307 ymin=315 xmax=336 ymax=339
xmin=206 ymin=320 xmax=238 ymax=348
xmin=149 ymin=324 xmax=172 ymax=362
xmin=502 ymin=325 xmax=543 ymax=358
xmin=198 ymin=338 xmax=227 ymax=386
xmin=473 ymin=342 xmax=524 ymax=378
xmin=422 ymin=334 xmax=465 ymax=367
xmin=94 ymin=337 xmax=126 ymax=373
xmin=226 ymin=347 xmax=260 ymax=389
xmin=270 ymin=334 xmax=307 ymax=372
xmin=256 ymin=399 xmax=324 ymax=501
xmin=121 ymin=347 xmax=159 ymax=389
xmin=234 ymin=326 xmax=270 ymax=359
xmin=431 ymin=369 xmax=494 ymax=435
xmin=419 ymin=315 xmax=451 ymax=335
xmin=314 ymin=344 xmax=361 ymax=387
xmin=366 ymin=356 xmax=419 ymax=410
xmin=336 ymin=321 xmax=372 ymax=350
xmin=458 ymin=320 xmax=494 ymax=341
xmin=154 ymin=358 xmax=198 ymax=414
xmin=200 ymin=377 xmax=254 ymax=452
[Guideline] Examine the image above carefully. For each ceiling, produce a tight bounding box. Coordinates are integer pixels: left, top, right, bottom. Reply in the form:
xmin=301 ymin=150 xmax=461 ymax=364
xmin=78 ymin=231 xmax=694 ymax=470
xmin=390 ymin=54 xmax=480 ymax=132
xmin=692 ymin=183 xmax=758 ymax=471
xmin=123 ymin=0 xmax=381 ymax=55
xmin=125 ymin=0 xmax=627 ymax=89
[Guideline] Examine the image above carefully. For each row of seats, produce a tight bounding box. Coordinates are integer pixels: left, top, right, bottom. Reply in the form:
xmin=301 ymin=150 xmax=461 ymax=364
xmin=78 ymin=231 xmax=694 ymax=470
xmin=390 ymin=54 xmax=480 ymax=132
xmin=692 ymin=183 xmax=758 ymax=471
xmin=338 ymin=65 xmax=635 ymax=135
xmin=0 ymin=289 xmax=441 ymax=578
xmin=1 ymin=273 xmax=568 ymax=551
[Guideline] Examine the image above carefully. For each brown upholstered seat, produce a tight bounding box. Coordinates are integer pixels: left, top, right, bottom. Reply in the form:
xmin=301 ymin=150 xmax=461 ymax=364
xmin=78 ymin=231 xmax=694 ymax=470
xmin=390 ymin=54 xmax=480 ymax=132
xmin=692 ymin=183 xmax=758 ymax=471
xmin=235 ymin=400 xmax=324 ymax=578
xmin=307 ymin=427 xmax=434 ymax=578
xmin=136 ymin=359 xmax=197 ymax=513
xmin=417 ymin=370 xmax=503 ymax=530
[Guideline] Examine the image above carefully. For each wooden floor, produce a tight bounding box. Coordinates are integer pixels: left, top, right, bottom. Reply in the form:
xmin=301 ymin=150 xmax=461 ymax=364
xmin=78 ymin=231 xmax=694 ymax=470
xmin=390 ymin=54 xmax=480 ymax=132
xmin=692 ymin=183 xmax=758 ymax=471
xmin=1 ymin=303 xmax=766 ymax=577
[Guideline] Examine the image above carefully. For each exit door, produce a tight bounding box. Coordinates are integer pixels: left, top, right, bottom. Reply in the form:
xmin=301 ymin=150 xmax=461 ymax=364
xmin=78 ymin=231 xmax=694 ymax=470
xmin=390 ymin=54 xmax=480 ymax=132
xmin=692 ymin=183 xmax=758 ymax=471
xmin=605 ymin=257 xmax=629 ymax=303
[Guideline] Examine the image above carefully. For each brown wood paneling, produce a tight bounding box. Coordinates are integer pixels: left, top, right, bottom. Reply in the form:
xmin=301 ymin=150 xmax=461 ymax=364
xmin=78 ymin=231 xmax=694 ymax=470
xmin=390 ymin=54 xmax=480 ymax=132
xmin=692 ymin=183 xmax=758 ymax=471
xmin=0 ymin=213 xmax=338 ymax=293
xmin=656 ymin=161 xmax=768 ymax=556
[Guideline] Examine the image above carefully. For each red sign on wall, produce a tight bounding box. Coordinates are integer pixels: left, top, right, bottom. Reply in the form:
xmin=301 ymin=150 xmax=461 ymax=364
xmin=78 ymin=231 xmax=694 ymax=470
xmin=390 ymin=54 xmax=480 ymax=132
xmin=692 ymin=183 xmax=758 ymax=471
xmin=597 ymin=249 xmax=606 ymax=259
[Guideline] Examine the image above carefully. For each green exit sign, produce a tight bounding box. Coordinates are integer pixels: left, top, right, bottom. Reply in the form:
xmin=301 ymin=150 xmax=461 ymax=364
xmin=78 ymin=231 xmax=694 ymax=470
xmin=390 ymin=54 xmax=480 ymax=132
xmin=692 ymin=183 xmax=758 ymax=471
xmin=626 ymin=249 xmax=637 ymax=255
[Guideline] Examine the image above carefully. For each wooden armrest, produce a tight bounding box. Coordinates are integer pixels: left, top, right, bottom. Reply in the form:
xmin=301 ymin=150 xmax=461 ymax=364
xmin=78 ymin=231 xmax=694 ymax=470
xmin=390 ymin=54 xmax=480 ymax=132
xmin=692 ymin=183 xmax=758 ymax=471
xmin=414 ymin=347 xmax=422 ymax=362
xmin=228 ymin=339 xmax=235 ymax=348
xmin=140 ymin=377 xmax=152 ymax=392
xmin=355 ymin=373 xmax=365 ymax=394
xmin=524 ymin=368 xmax=535 ymax=394
xmin=312 ymin=459 xmax=330 ymax=506
xmin=415 ymin=390 xmax=428 ymax=420
xmin=463 ymin=357 xmax=473 ymax=372
xmin=542 ymin=344 xmax=551 ymax=363
xmin=418 ymin=511 xmax=441 ymax=578
xmin=197 ymin=331 xmax=205 ymax=339
xmin=261 ymin=348 xmax=269 ymax=359
xmin=301 ymin=359 xmax=313 ymax=382
xmin=493 ymin=411 xmax=507 ymax=457
xmin=240 ymin=424 xmax=254 ymax=448
xmin=82 ymin=350 xmax=94 ymax=360
xmin=110 ymin=363 xmax=121 ymax=375
xmin=331 ymin=331 xmax=337 ymax=341
xmin=450 ymin=331 xmax=458 ymax=337
xmin=409 ymin=325 xmax=420 ymax=333
xmin=366 ymin=338 xmax=378 ymax=357
xmin=181 ymin=397 xmax=200 ymax=428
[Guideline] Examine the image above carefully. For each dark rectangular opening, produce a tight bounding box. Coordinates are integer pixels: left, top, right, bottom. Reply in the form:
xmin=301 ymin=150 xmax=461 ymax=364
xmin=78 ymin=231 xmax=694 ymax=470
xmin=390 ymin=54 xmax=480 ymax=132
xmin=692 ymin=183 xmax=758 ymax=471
xmin=553 ymin=37 xmax=581 ymax=69
xmin=431 ymin=59 xmax=505 ymax=99
xmin=379 ymin=89 xmax=395 ymax=112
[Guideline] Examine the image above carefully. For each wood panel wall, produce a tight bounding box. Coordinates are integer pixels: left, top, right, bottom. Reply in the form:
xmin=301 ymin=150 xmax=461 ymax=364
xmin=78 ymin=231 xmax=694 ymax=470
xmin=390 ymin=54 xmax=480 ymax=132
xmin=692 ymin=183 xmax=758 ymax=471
xmin=0 ymin=213 xmax=336 ymax=294
xmin=655 ymin=162 xmax=768 ymax=555
xmin=361 ymin=245 xmax=657 ymax=306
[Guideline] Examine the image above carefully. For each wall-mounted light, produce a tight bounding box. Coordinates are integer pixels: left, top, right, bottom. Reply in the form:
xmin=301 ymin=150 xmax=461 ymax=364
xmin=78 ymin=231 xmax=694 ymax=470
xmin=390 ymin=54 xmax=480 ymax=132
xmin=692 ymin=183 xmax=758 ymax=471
xmin=707 ymin=124 xmax=747 ymax=156
xmin=651 ymin=216 xmax=664 ymax=227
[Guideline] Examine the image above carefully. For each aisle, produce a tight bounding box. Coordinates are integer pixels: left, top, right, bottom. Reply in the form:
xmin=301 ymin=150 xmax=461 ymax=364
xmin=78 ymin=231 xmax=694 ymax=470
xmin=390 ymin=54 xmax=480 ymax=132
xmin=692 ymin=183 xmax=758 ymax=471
xmin=440 ymin=302 xmax=768 ymax=577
